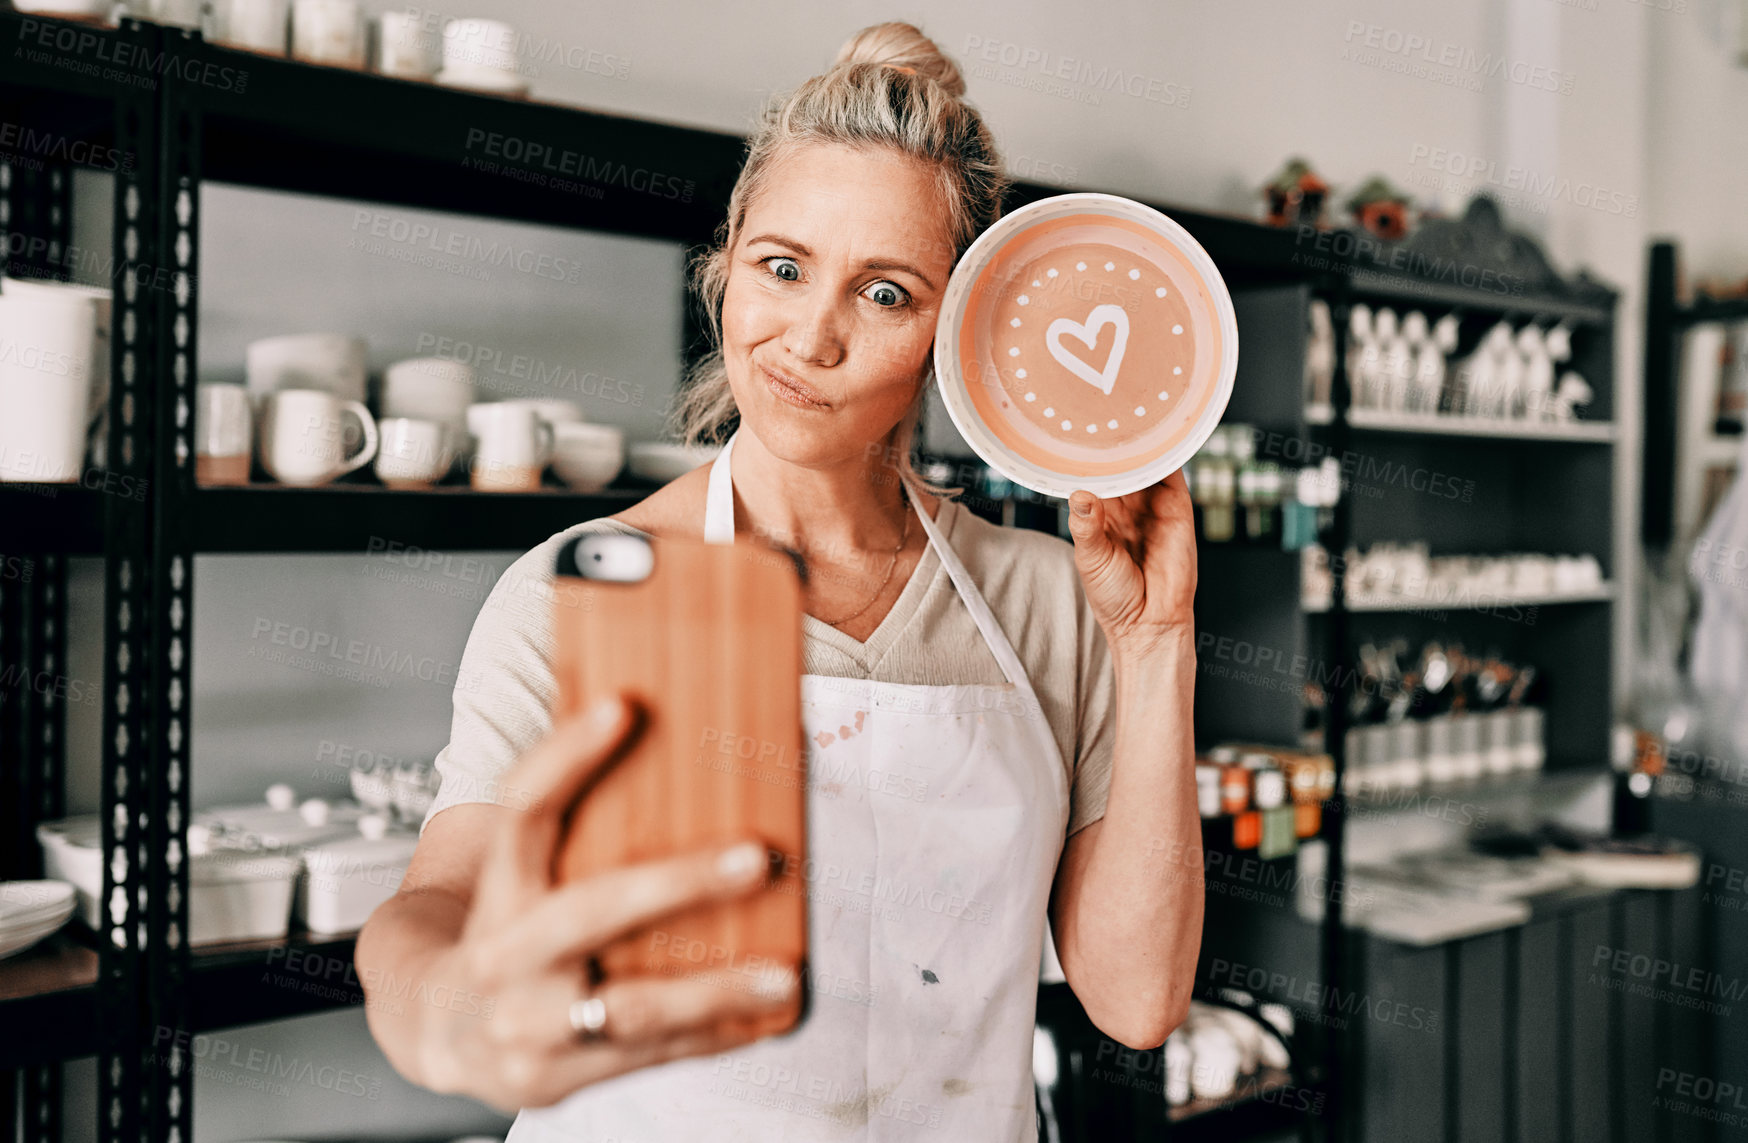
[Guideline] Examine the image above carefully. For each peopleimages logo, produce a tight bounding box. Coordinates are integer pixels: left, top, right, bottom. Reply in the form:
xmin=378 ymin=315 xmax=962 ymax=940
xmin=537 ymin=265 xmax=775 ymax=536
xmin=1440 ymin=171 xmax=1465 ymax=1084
xmin=961 ymin=34 xmax=1191 ymax=109
xmin=1407 ymin=145 xmax=1637 ymax=218
xmin=15 ymin=17 xmax=249 ymax=92
xmin=1293 ymin=225 xmax=1524 ymax=297
xmin=0 ymin=335 xmax=80 ymax=379
xmin=348 ymin=210 xmax=583 ymax=284
xmin=1341 ymin=20 xmax=1575 ymax=95
xmin=461 ymin=128 xmax=695 ymax=202
xmin=0 ymin=123 xmax=132 ymax=172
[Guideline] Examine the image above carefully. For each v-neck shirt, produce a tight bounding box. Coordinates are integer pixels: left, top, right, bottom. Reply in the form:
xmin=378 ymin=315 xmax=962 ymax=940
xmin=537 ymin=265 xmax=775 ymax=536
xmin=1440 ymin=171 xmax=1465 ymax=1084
xmin=423 ymin=496 xmax=1116 ymax=838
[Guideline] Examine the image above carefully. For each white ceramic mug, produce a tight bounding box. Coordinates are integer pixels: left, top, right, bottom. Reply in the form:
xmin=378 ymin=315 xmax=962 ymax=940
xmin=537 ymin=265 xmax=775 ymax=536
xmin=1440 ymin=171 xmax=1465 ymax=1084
xmin=196 ymin=383 xmax=253 ymax=486
xmin=212 ymin=0 xmax=289 ymax=54
xmin=246 ymin=332 xmax=367 ymax=407
xmin=467 ymin=401 xmax=552 ymax=491
xmin=376 ymin=10 xmax=438 ymax=77
xmin=0 ymin=292 xmax=97 ymax=483
xmin=382 ymin=356 xmax=473 ymax=462
xmin=260 ymin=389 xmax=378 ymax=487
xmin=374 ymin=417 xmax=449 ymax=488
xmin=0 ymin=277 xmax=110 ymax=424
xmin=498 ymin=397 xmax=582 ymax=426
xmin=291 ymin=0 xmax=365 ymax=67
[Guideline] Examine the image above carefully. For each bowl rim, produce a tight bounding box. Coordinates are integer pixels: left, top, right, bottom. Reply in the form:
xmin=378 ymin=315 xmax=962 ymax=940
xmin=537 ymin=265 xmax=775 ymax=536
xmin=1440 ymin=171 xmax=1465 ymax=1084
xmin=932 ymin=191 xmax=1238 ymax=499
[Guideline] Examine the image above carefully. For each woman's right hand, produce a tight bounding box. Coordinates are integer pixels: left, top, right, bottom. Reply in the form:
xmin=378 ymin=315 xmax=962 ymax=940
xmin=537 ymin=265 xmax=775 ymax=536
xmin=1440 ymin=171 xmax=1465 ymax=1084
xmin=413 ymin=692 xmax=799 ymax=1113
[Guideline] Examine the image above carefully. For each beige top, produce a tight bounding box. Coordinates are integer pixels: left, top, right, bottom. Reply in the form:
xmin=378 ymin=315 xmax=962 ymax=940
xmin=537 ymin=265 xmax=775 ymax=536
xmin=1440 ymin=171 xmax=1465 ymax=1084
xmin=424 ymin=496 xmax=1116 ymax=838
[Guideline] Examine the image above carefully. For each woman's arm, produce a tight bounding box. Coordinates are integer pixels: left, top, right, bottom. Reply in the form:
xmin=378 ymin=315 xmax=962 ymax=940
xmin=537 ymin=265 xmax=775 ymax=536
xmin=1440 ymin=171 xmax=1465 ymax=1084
xmin=1052 ymin=470 xmax=1203 ymax=1049
xmin=1048 ymin=634 xmax=1201 ymax=1049
xmin=356 ymin=698 xmax=800 ymax=1113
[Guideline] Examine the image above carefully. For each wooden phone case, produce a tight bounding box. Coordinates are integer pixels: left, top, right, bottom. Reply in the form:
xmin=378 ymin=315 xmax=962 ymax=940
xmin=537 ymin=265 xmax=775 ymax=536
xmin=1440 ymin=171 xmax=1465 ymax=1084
xmin=551 ymin=530 xmax=807 ymax=1040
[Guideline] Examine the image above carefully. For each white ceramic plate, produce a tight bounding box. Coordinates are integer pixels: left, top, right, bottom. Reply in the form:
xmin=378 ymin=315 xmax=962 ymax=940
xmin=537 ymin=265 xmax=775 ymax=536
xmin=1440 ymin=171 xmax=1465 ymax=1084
xmin=934 ymin=192 xmax=1238 ymax=499
xmin=0 ymin=880 xmax=75 ymax=925
xmin=0 ymin=881 xmax=76 ymax=959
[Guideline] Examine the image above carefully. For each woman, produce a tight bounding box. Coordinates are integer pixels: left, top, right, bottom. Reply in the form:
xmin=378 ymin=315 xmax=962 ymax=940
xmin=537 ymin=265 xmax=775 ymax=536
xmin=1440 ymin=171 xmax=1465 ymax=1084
xmin=357 ymin=21 xmax=1203 ymax=1140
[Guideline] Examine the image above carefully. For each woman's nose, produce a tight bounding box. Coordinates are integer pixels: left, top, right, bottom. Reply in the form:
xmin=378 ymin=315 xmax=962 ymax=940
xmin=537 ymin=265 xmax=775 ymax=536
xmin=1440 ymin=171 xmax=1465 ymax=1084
xmin=780 ymin=291 xmax=846 ymax=367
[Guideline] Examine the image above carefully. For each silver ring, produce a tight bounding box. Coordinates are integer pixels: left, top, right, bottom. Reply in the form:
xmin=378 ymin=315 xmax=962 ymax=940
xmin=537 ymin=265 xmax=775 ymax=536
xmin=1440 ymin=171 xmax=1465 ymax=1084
xmin=568 ymin=992 xmax=609 ymax=1043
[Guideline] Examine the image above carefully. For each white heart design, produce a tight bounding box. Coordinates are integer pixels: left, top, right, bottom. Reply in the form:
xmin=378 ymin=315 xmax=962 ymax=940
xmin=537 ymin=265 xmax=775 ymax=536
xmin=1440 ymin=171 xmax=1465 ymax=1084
xmin=1046 ymin=304 xmax=1130 ymax=396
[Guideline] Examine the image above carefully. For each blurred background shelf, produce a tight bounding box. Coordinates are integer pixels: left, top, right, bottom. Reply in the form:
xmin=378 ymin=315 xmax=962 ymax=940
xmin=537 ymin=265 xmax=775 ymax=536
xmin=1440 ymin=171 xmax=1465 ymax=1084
xmin=1167 ymin=1066 xmax=1304 ymax=1127
xmin=1341 ymin=408 xmax=1617 ymax=442
xmin=191 ymin=484 xmax=644 ymax=552
xmin=0 ymin=927 xmax=369 ymax=1068
xmin=0 ymin=934 xmax=100 ymax=1069
xmin=186 ymin=929 xmax=364 ymax=1033
xmin=1303 ymin=582 xmax=1615 ymax=613
xmin=1336 ymin=766 xmax=1605 ymax=809
xmin=0 ymin=485 xmax=108 ymax=553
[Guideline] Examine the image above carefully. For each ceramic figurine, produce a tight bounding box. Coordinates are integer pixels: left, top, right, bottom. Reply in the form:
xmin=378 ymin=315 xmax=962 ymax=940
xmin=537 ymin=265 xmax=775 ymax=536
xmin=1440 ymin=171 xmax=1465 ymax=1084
xmin=1433 ymin=313 xmax=1461 ymax=355
xmin=1467 ymin=321 xmax=1513 ymax=417
xmin=1494 ymin=341 xmax=1526 ymax=421
xmin=1383 ymin=322 xmax=1414 ymax=412
xmin=1518 ymin=326 xmax=1553 ymax=421
xmin=1306 ymin=299 xmax=1335 ymax=409
xmin=1544 ymin=322 xmax=1572 ymax=364
xmin=1412 ymin=339 xmax=1445 ymax=414
xmin=1349 ymin=302 xmax=1373 ymax=344
xmin=1454 ymin=351 xmax=1494 ymax=418
xmin=1402 ymin=311 xmax=1429 ymax=347
xmin=1346 ymin=304 xmax=1376 ymax=407
xmin=1345 ymin=175 xmax=1415 ymax=242
xmin=1264 ymin=158 xmax=1330 ymax=228
xmin=1551 ymin=372 xmax=1593 ymax=421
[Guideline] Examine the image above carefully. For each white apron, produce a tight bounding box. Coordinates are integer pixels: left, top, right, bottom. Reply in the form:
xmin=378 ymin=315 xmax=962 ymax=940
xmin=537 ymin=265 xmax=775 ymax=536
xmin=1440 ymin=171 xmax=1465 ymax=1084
xmin=506 ymin=429 xmax=1071 ymax=1142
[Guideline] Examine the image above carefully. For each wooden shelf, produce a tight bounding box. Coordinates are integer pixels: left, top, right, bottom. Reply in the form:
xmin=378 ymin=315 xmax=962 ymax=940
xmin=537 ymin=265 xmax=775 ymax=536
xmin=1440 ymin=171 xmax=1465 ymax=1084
xmin=0 ymin=933 xmax=100 ymax=1067
xmin=0 ymin=925 xmax=372 ymax=1066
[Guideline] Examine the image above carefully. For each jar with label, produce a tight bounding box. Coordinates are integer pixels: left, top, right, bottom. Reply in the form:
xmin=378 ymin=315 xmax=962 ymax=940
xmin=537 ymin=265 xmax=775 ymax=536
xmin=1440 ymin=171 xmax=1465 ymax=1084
xmin=1191 ymin=428 xmax=1237 ymax=542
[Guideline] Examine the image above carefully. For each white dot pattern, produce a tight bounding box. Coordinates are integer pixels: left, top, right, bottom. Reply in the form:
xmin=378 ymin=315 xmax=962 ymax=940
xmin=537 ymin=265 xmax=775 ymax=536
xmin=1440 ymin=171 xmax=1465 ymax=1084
xmin=999 ymin=258 xmax=1189 ymax=439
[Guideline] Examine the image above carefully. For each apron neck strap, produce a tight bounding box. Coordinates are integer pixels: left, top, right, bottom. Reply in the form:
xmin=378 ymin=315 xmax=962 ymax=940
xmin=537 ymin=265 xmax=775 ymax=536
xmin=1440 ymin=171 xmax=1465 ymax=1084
xmin=701 ymin=426 xmax=1034 ymax=691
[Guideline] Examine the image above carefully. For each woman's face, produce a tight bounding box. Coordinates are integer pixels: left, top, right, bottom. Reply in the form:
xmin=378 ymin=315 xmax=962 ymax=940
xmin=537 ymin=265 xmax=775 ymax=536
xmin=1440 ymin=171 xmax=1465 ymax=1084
xmin=720 ymin=141 xmax=957 ymax=467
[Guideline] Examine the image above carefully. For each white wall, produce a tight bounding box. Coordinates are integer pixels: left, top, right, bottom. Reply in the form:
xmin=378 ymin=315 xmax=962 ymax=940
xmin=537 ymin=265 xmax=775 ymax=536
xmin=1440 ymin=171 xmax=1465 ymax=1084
xmin=54 ymin=0 xmax=1748 ymax=1139
xmin=1646 ymin=0 xmax=1748 ymax=278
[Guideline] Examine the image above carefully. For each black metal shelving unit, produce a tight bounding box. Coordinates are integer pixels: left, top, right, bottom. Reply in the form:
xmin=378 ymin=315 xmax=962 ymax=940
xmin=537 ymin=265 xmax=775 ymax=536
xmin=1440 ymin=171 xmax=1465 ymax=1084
xmin=1642 ymin=239 xmax=1747 ymax=548
xmin=1184 ymin=206 xmax=1621 ymax=1141
xmin=0 ymin=13 xmax=1630 ymax=1143
xmin=0 ymin=15 xmax=748 ymax=1143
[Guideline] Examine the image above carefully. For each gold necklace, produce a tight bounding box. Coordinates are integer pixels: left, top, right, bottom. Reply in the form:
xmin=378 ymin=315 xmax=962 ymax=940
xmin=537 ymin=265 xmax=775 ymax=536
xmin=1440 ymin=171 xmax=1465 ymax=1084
xmin=807 ymin=490 xmax=913 ymax=628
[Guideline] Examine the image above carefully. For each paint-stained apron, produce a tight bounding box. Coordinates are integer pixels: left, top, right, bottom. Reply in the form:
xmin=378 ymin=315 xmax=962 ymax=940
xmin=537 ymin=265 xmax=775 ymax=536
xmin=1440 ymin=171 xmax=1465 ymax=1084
xmin=506 ymin=427 xmax=1071 ymax=1142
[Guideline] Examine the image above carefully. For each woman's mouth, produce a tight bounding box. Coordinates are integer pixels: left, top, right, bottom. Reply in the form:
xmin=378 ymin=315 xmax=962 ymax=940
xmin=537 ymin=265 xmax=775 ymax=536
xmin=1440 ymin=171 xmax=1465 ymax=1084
xmin=761 ymin=364 xmax=830 ymax=409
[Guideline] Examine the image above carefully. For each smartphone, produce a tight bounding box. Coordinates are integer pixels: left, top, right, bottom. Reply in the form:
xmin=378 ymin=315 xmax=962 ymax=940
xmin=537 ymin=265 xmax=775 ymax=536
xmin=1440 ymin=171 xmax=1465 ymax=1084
xmin=551 ymin=529 xmax=808 ymax=1040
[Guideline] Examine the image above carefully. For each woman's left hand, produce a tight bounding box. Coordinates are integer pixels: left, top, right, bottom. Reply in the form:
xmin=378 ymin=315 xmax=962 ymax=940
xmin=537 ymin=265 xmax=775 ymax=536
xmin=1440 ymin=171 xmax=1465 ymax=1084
xmin=1065 ymin=469 xmax=1197 ymax=661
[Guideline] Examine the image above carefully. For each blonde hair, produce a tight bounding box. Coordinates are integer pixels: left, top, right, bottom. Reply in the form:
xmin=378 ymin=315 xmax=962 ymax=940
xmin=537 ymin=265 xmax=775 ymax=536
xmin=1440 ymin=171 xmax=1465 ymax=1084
xmin=666 ymin=21 xmax=1010 ymax=498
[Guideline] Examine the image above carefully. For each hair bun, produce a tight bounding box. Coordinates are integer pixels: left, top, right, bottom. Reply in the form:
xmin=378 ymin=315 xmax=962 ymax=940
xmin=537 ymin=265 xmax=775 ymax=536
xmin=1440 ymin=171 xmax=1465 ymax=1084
xmin=833 ymin=21 xmax=966 ymax=99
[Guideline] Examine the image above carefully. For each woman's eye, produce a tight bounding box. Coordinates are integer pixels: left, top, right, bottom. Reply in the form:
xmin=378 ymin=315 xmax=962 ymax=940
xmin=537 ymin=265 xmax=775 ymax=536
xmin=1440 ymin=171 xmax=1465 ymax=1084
xmin=760 ymin=257 xmax=906 ymax=309
xmin=865 ymin=281 xmax=908 ymax=308
xmin=764 ymin=256 xmax=801 ymax=282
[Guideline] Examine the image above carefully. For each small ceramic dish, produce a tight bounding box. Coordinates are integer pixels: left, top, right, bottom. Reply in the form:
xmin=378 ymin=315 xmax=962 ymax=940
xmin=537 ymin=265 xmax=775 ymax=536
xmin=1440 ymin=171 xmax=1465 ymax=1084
xmin=934 ymin=192 xmax=1238 ymax=498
